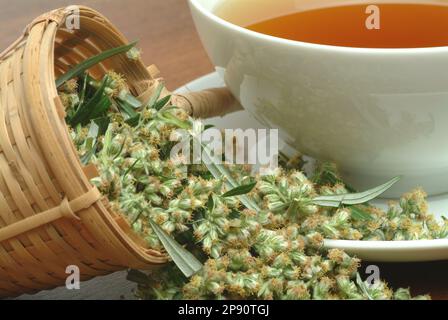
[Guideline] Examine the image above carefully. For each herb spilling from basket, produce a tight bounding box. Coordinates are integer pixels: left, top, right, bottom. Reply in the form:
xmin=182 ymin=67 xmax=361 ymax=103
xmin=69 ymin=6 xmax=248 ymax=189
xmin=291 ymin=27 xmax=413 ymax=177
xmin=57 ymin=42 xmax=447 ymax=300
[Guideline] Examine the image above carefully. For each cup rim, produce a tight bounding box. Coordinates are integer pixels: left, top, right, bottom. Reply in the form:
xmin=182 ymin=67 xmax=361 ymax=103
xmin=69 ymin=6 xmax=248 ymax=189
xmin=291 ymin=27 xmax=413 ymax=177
xmin=189 ymin=0 xmax=448 ymax=54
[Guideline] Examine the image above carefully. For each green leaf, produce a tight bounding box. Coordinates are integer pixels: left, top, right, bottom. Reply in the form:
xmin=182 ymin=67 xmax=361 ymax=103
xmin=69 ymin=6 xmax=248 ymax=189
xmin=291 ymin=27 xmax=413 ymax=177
xmin=118 ymin=92 xmax=143 ymax=109
xmin=207 ymin=194 xmax=215 ymax=212
xmin=78 ymin=73 xmax=90 ymax=109
xmin=158 ymin=111 xmax=191 ymax=130
xmin=116 ymin=96 xmax=141 ymax=127
xmin=223 ymin=182 xmax=257 ymax=198
xmin=125 ymin=115 xmax=141 ymax=127
xmin=69 ymin=76 xmax=111 ymax=126
xmin=80 ymin=121 xmax=100 ymax=165
xmin=198 ymin=137 xmax=261 ymax=212
xmin=350 ymin=206 xmax=374 ymax=221
xmin=116 ymin=97 xmax=139 ymax=119
xmin=56 ymin=41 xmax=137 ymax=87
xmin=87 ymin=120 xmax=99 ymax=138
xmin=312 ymin=176 xmax=400 ymax=207
xmin=154 ymin=95 xmax=172 ymax=111
xmin=148 ymin=219 xmax=203 ymax=278
xmin=113 ymin=137 xmax=127 ymax=160
xmin=313 ymin=162 xmax=357 ymax=193
xmin=93 ymin=117 xmax=110 ymax=136
xmin=159 ymin=141 xmax=178 ymax=160
xmin=356 ymin=273 xmax=374 ymax=300
xmin=89 ymin=96 xmax=112 ymax=120
xmin=148 ymin=83 xmax=165 ymax=108
xmin=123 ymin=158 xmax=141 ymax=178
xmin=286 ymin=199 xmax=300 ymax=218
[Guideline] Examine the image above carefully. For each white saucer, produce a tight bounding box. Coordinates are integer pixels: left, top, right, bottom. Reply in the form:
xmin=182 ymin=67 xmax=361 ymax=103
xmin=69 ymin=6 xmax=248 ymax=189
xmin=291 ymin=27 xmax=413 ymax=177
xmin=176 ymin=72 xmax=448 ymax=262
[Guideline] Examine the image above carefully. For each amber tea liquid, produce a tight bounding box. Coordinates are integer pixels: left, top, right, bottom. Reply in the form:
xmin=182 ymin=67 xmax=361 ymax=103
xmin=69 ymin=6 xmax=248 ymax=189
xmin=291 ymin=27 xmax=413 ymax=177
xmin=216 ymin=2 xmax=448 ymax=48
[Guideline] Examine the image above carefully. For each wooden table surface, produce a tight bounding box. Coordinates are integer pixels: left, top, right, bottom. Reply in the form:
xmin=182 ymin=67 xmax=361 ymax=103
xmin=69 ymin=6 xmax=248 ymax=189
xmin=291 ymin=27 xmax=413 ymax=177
xmin=1 ymin=0 xmax=447 ymax=300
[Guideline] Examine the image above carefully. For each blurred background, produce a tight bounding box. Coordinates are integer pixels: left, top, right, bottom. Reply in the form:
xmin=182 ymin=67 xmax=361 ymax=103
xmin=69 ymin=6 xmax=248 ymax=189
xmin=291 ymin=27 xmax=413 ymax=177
xmin=0 ymin=0 xmax=213 ymax=89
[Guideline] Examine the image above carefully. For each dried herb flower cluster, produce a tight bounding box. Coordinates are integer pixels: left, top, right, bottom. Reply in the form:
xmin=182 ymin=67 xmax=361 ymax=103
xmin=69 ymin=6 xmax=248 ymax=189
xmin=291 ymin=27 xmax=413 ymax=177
xmin=57 ymin=44 xmax=447 ymax=300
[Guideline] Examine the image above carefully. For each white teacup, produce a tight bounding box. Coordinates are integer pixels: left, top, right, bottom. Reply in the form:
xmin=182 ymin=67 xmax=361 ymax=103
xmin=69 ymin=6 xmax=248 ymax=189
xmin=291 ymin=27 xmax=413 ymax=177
xmin=189 ymin=0 xmax=448 ymax=197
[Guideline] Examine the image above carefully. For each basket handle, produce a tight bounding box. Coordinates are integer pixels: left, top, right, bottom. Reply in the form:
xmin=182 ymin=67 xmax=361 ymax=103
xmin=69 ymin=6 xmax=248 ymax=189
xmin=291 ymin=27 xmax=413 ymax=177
xmin=137 ymin=65 xmax=243 ymax=119
xmin=171 ymin=88 xmax=243 ymax=119
xmin=0 ymin=187 xmax=102 ymax=243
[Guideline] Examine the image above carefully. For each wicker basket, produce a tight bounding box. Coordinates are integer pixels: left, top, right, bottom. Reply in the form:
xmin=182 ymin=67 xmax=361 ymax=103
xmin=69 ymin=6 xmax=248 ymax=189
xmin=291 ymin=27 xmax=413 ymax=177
xmin=0 ymin=6 xmax=174 ymax=298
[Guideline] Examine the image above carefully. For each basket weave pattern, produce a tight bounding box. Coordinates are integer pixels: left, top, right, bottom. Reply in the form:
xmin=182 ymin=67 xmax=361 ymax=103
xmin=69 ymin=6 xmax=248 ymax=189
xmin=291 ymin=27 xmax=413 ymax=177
xmin=0 ymin=6 xmax=167 ymax=298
